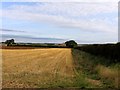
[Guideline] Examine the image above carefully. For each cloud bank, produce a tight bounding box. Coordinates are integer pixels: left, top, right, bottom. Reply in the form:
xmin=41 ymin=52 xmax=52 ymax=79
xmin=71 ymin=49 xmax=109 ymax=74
xmin=1 ymin=2 xmax=117 ymax=33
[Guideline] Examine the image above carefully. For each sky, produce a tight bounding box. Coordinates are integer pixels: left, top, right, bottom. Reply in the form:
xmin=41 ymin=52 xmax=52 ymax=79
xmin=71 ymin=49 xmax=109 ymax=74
xmin=0 ymin=1 xmax=118 ymax=44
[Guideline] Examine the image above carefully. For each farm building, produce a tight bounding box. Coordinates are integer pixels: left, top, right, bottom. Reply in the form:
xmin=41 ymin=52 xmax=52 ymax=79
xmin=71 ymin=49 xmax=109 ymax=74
xmin=0 ymin=43 xmax=7 ymax=48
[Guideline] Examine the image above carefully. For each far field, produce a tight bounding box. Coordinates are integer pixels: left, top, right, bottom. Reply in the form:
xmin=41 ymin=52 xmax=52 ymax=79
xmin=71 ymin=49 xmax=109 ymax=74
xmin=2 ymin=48 xmax=120 ymax=88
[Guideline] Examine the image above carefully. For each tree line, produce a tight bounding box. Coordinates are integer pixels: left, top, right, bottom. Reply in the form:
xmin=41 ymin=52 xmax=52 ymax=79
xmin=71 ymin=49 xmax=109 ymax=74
xmin=4 ymin=39 xmax=78 ymax=48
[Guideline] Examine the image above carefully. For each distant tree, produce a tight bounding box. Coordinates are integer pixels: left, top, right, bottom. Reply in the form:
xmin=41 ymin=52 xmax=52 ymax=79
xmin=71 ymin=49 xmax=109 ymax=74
xmin=5 ymin=39 xmax=15 ymax=46
xmin=65 ymin=40 xmax=77 ymax=48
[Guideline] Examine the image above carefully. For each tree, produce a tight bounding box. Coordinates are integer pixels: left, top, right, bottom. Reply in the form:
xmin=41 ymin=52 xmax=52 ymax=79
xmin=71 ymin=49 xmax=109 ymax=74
xmin=65 ymin=40 xmax=77 ymax=48
xmin=5 ymin=39 xmax=15 ymax=46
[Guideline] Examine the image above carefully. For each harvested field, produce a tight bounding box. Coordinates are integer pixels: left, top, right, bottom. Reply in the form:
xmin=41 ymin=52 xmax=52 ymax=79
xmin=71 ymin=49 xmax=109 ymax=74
xmin=2 ymin=48 xmax=75 ymax=88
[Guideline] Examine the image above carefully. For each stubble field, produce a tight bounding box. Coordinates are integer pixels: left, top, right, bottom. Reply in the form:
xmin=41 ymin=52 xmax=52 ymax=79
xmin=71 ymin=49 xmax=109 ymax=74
xmin=2 ymin=48 xmax=75 ymax=88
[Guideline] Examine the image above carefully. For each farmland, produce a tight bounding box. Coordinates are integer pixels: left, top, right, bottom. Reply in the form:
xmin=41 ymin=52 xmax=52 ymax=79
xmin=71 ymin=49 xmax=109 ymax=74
xmin=2 ymin=48 xmax=75 ymax=88
xmin=2 ymin=48 xmax=120 ymax=88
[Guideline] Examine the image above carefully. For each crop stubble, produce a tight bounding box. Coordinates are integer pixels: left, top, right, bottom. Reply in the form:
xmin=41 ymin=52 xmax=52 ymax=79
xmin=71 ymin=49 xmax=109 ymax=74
xmin=2 ymin=48 xmax=75 ymax=88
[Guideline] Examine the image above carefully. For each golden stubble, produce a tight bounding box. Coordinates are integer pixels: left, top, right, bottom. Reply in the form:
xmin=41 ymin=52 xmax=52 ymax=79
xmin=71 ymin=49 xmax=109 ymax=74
xmin=2 ymin=48 xmax=75 ymax=88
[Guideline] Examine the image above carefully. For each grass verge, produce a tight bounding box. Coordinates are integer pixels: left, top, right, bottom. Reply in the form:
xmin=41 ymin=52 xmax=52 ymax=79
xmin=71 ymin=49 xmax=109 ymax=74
xmin=72 ymin=49 xmax=120 ymax=88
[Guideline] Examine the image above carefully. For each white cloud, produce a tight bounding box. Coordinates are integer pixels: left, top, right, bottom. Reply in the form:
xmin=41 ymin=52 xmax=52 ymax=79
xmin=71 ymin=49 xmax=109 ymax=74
xmin=0 ymin=0 xmax=119 ymax=2
xmin=9 ymin=2 xmax=117 ymax=17
xmin=1 ymin=2 xmax=118 ymax=33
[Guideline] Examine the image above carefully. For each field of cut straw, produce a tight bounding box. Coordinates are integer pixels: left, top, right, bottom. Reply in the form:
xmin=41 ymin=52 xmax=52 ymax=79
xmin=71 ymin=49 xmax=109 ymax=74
xmin=2 ymin=48 xmax=75 ymax=88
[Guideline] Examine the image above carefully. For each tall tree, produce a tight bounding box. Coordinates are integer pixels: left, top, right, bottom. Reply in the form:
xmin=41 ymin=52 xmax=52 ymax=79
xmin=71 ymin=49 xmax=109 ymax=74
xmin=65 ymin=40 xmax=77 ymax=48
xmin=5 ymin=39 xmax=15 ymax=46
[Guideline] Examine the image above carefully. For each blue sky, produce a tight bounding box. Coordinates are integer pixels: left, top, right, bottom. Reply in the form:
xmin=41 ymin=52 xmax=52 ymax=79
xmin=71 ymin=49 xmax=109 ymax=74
xmin=0 ymin=2 xmax=118 ymax=44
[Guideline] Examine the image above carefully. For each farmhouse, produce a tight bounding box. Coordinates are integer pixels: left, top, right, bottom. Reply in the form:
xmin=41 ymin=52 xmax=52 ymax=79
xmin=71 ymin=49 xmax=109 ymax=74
xmin=0 ymin=43 xmax=7 ymax=46
xmin=0 ymin=42 xmax=7 ymax=48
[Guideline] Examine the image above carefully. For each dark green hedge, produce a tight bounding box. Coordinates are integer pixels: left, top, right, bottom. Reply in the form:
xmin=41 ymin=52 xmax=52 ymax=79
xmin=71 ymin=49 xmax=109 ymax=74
xmin=10 ymin=44 xmax=68 ymax=48
xmin=75 ymin=43 xmax=120 ymax=63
